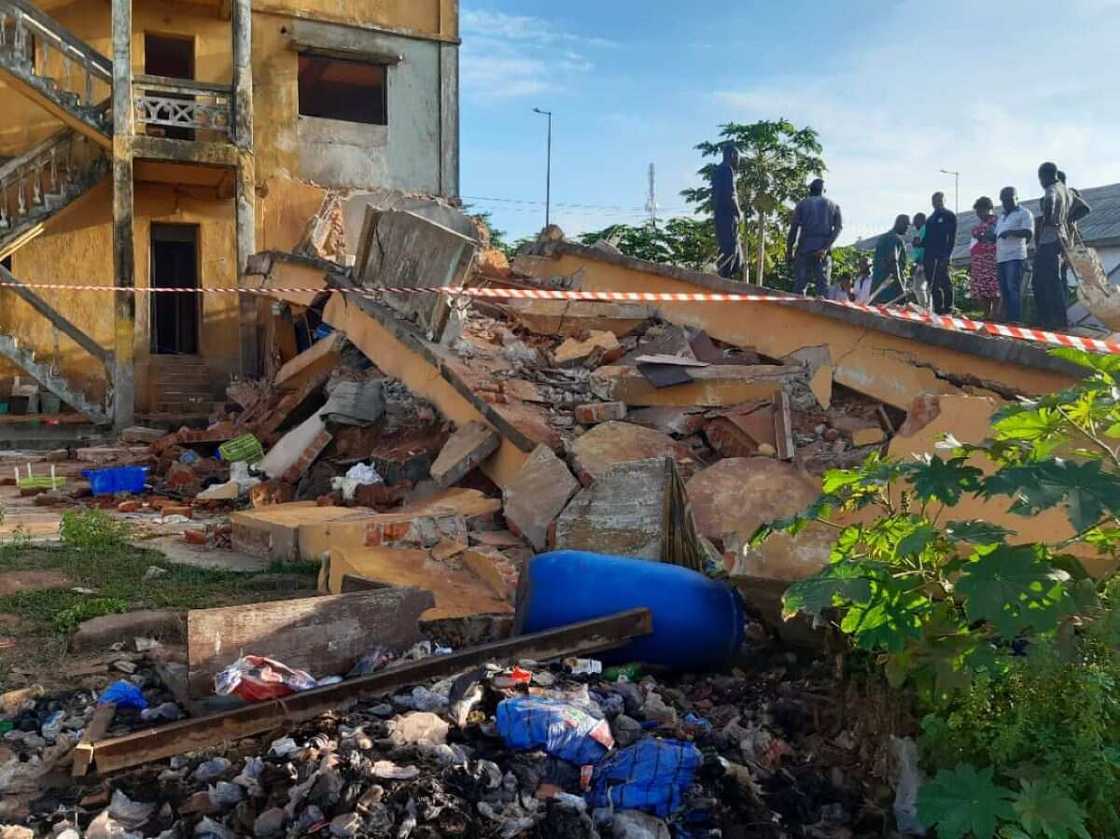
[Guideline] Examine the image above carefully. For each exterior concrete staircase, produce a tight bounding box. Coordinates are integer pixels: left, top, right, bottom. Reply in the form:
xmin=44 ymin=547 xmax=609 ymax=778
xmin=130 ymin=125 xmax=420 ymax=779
xmin=0 ymin=332 xmax=108 ymax=423
xmin=0 ymin=0 xmax=112 ymax=147
xmin=0 ymin=127 xmax=108 ymax=259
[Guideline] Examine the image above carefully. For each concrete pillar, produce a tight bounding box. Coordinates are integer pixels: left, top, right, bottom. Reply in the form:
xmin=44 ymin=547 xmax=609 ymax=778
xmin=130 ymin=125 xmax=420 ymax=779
xmin=232 ymin=0 xmax=258 ymax=378
xmin=111 ymin=0 xmax=135 ymax=429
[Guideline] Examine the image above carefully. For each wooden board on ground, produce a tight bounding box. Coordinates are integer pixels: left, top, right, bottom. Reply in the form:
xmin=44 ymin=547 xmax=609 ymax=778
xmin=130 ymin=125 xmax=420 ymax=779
xmin=186 ymin=587 xmax=435 ymax=697
xmin=325 ymin=547 xmax=512 ymax=620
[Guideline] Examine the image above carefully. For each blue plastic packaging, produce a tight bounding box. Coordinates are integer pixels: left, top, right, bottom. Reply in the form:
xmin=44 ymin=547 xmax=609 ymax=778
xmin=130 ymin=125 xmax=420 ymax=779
xmin=82 ymin=466 xmax=149 ymax=496
xmin=98 ymin=679 xmax=147 ymax=710
xmin=588 ymin=739 xmax=703 ymax=817
xmin=515 ymin=551 xmax=746 ymax=670
xmin=495 ymin=696 xmax=614 ymax=765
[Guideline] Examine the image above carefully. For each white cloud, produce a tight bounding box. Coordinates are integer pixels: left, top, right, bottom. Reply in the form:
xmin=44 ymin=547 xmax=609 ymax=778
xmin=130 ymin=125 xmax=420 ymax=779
xmin=712 ymin=0 xmax=1120 ymax=243
xmin=460 ymin=8 xmax=611 ymax=103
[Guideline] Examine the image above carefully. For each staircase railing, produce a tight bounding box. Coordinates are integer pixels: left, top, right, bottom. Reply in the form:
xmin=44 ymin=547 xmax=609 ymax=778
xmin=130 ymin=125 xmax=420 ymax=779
xmin=0 ymin=0 xmax=112 ymax=126
xmin=0 ymin=128 xmax=106 ymax=236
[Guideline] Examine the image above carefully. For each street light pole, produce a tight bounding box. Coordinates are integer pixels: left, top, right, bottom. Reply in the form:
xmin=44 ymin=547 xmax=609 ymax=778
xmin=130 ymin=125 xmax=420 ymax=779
xmin=533 ymin=108 xmax=553 ymax=229
xmin=939 ymin=168 xmax=960 ymax=215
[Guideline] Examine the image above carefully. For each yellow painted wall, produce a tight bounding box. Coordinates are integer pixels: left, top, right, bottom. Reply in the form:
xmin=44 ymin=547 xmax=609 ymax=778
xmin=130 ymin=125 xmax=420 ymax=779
xmin=0 ymin=182 xmax=238 ymax=411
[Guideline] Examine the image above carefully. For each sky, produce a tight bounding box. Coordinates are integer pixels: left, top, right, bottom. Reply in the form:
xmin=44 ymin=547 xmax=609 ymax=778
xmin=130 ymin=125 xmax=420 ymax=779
xmin=459 ymin=0 xmax=1120 ymax=246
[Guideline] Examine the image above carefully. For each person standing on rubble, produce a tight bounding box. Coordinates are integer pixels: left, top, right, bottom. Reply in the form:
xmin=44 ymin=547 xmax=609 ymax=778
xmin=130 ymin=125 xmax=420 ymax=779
xmin=786 ymin=178 xmax=843 ymax=297
xmin=870 ymin=215 xmax=910 ymax=305
xmin=712 ymin=144 xmax=744 ymax=280
xmin=995 ymin=186 xmax=1033 ymax=324
xmin=923 ymin=192 xmax=958 ymax=315
xmin=1034 ymin=162 xmax=1071 ymax=330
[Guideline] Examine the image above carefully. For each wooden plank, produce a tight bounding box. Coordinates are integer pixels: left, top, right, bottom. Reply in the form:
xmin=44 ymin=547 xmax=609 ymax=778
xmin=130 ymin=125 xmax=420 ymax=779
xmin=773 ymin=390 xmax=795 ymax=461
xmin=72 ymin=702 xmax=115 ymax=776
xmin=186 ymin=587 xmax=435 ymax=697
xmin=86 ymin=609 xmax=653 ymax=775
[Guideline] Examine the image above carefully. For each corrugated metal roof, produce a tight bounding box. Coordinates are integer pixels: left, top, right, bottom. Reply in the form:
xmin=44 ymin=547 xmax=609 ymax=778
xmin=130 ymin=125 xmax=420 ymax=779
xmin=855 ymin=181 xmax=1120 ymax=262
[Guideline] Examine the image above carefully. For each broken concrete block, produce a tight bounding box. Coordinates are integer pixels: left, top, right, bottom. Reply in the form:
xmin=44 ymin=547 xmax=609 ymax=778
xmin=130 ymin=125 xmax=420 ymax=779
xmin=500 ymin=299 xmax=654 ymax=338
xmin=71 ymin=610 xmax=184 ymax=652
xmin=326 ymin=548 xmax=513 ymax=620
xmin=502 ymin=445 xmax=580 ymax=552
xmin=553 ymin=457 xmax=707 ymax=570
xmin=590 ymin=365 xmax=800 ymax=408
xmin=366 ymin=513 xmax=469 ymax=550
xmin=783 ymin=345 xmax=834 ymax=409
xmin=280 ymin=428 xmax=334 ymax=484
xmin=574 ymin=402 xmax=627 ymax=426
xmin=354 ymin=208 xmax=478 ymax=343
xmin=120 ymin=426 xmax=166 ymax=444
xmin=569 ymin=421 xmax=696 ymax=485
xmin=185 ymin=587 xmax=435 ymax=696
xmin=231 ymin=503 xmax=360 ymax=562
xmin=686 ymin=458 xmax=820 ymax=547
xmin=275 ymin=333 xmax=345 ymax=392
xmin=429 ymin=422 xmax=500 ymax=488
xmin=260 ymin=411 xmax=328 ymax=481
xmin=250 ymin=480 xmax=295 ymax=509
xmin=625 ymin=406 xmax=707 ymax=437
xmin=321 ymin=379 xmax=386 ymax=427
xmin=553 ymin=331 xmax=621 ymax=367
xmin=852 ymin=426 xmax=886 ymax=446
xmin=462 ymin=547 xmax=519 ymax=600
xmin=703 ymin=404 xmax=775 ymax=459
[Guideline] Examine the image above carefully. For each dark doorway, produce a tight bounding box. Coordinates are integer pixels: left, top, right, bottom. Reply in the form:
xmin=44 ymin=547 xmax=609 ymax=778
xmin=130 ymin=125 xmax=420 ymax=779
xmin=144 ymin=33 xmax=195 ymax=140
xmin=150 ymin=224 xmax=199 ymax=355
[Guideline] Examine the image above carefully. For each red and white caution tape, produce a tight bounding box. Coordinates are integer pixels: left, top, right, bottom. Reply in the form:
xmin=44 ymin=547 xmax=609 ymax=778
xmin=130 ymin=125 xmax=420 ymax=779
xmin=1 ymin=280 xmax=1117 ymax=356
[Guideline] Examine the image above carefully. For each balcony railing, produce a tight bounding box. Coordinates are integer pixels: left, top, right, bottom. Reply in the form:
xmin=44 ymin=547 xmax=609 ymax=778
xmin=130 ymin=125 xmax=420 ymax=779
xmin=134 ymin=75 xmax=233 ymax=143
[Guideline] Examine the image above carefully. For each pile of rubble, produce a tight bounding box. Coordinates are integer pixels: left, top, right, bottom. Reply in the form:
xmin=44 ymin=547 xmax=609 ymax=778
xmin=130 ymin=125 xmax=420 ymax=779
xmin=7 ymin=636 xmax=905 ymax=839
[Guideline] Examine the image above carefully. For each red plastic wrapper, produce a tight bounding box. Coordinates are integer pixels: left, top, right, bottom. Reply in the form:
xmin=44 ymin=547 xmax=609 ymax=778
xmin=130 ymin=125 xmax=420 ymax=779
xmin=214 ymin=655 xmax=318 ymax=702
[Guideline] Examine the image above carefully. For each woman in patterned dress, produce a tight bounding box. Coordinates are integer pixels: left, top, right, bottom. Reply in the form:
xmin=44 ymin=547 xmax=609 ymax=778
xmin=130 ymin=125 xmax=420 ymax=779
xmin=969 ymin=196 xmax=1000 ymax=320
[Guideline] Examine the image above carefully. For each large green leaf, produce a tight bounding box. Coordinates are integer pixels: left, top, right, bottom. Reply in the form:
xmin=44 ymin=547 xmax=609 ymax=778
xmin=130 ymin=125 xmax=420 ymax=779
xmin=918 ymin=764 xmax=1016 ymax=839
xmin=946 ymin=520 xmax=1016 ymax=546
xmin=1049 ymin=347 xmax=1120 ymax=377
xmin=840 ymin=578 xmax=930 ymax=652
xmin=781 ymin=572 xmax=872 ymax=620
xmin=904 ymin=456 xmax=983 ymax=506
xmin=983 ymin=460 xmax=1120 ymax=532
xmin=955 ymin=545 xmax=1071 ymax=638
xmin=1011 ymin=780 xmax=1091 ymax=839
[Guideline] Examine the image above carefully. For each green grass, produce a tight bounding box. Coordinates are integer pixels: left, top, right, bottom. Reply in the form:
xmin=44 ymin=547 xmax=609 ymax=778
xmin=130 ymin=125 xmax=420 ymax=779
xmin=0 ymin=541 xmax=319 ymax=638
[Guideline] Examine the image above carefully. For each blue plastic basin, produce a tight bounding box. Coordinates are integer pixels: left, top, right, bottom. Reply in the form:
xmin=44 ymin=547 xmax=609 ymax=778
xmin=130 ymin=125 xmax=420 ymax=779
xmin=515 ymin=551 xmax=746 ymax=671
xmin=82 ymin=466 xmax=149 ymax=496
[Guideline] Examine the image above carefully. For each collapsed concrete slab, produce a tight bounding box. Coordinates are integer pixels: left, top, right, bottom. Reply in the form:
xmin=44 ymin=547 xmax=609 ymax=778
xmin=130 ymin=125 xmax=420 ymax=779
xmin=568 ymin=421 xmax=697 ymax=484
xmin=498 ymin=299 xmax=654 ymax=338
xmin=353 ymin=208 xmax=478 ymax=343
xmin=516 ymin=241 xmax=1081 ymax=410
xmin=502 ymin=444 xmax=580 ymax=552
xmin=590 ymin=364 xmax=801 ymax=407
xmin=323 ymin=547 xmax=513 ymax=620
xmin=553 ymin=457 xmax=707 ymax=570
xmin=429 ymin=422 xmax=501 ymax=488
xmin=231 ymin=503 xmax=360 ymax=562
xmin=275 ymin=333 xmax=346 ymax=393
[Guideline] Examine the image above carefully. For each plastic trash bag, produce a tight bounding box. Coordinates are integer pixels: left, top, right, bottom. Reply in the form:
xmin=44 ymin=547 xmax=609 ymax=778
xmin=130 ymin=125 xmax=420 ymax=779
xmin=588 ymin=739 xmax=703 ymax=818
xmin=496 ymin=696 xmax=615 ymax=766
xmin=98 ymin=680 xmax=147 ymax=711
xmin=214 ymin=655 xmax=318 ymax=702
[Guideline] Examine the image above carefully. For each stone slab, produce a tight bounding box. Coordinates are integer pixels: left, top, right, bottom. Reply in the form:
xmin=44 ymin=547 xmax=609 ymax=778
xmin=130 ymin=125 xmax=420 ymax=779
xmin=429 ymin=422 xmax=501 ymax=488
xmin=590 ymin=364 xmax=800 ymax=407
xmin=568 ymin=421 xmax=696 ymax=485
xmin=502 ymin=444 xmax=580 ymax=552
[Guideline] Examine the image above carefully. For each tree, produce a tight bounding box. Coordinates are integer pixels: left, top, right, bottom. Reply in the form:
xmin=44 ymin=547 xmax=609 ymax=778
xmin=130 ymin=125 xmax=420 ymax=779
xmin=681 ymin=120 xmax=826 ymax=287
xmin=466 ymin=210 xmax=512 ymax=255
xmin=578 ymin=218 xmax=717 ymax=272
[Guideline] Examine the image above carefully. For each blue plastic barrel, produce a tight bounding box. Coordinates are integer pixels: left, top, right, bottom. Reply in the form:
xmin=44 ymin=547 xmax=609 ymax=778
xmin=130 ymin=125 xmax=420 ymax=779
xmin=515 ymin=551 xmax=746 ymax=671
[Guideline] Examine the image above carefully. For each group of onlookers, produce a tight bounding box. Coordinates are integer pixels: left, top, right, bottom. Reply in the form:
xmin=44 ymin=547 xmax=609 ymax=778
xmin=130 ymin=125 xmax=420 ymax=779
xmin=782 ymin=164 xmax=1091 ymax=328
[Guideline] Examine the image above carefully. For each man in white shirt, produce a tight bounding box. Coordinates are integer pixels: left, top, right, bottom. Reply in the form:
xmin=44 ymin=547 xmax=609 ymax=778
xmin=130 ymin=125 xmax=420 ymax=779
xmin=995 ymin=186 xmax=1033 ymax=323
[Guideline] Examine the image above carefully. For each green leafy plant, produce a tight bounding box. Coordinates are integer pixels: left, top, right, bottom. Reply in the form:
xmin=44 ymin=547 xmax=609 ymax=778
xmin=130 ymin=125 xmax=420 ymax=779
xmin=50 ymin=596 xmax=128 ymax=634
xmin=764 ymin=348 xmax=1120 ymax=700
xmin=918 ymin=766 xmax=1090 ymax=839
xmin=59 ymin=508 xmax=132 ymax=553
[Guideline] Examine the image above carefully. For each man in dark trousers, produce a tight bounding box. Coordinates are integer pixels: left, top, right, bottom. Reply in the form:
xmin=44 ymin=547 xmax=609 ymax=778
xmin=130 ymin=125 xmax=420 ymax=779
xmin=711 ymin=144 xmax=743 ymax=280
xmin=922 ymin=192 xmax=957 ymax=314
xmin=1034 ymin=162 xmax=1071 ymax=330
xmin=786 ymin=178 xmax=843 ymax=297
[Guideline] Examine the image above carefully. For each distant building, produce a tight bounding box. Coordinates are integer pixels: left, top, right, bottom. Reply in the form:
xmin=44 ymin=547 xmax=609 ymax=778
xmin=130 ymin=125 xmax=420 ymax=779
xmin=856 ymin=182 xmax=1120 ymax=280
